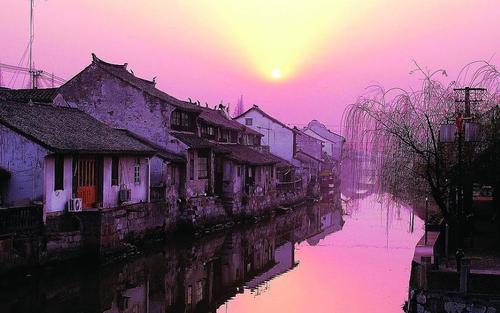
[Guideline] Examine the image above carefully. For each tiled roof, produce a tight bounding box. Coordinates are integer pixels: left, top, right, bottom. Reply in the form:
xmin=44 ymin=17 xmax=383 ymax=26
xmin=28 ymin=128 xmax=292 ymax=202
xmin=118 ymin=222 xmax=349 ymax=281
xmin=91 ymin=54 xmax=201 ymax=113
xmin=304 ymin=120 xmax=345 ymax=143
xmin=170 ymin=131 xmax=222 ymax=151
xmin=170 ymin=132 xmax=278 ymax=166
xmin=0 ymin=88 xmax=59 ymax=103
xmin=235 ymin=105 xmax=294 ymax=131
xmin=267 ymin=153 xmax=293 ymax=169
xmin=117 ymin=129 xmax=185 ymax=163
xmin=294 ymin=150 xmax=323 ymax=163
xmin=198 ymin=106 xmax=262 ymax=136
xmin=219 ymin=144 xmax=279 ymax=166
xmin=0 ymin=101 xmax=156 ymax=155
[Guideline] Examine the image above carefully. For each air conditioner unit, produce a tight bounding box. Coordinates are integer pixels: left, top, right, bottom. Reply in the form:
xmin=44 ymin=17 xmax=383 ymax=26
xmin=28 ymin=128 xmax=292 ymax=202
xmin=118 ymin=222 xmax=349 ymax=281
xmin=119 ymin=189 xmax=131 ymax=203
xmin=68 ymin=198 xmax=82 ymax=212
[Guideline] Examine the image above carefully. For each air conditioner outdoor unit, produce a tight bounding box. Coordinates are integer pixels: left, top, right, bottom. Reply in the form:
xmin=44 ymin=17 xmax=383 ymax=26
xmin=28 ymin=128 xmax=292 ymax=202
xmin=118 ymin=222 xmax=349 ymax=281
xmin=119 ymin=188 xmax=131 ymax=203
xmin=68 ymin=198 xmax=83 ymax=212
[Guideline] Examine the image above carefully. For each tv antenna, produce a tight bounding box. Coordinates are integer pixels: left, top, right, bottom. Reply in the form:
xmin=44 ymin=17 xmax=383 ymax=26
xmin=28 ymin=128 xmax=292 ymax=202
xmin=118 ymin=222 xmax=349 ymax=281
xmin=0 ymin=0 xmax=66 ymax=89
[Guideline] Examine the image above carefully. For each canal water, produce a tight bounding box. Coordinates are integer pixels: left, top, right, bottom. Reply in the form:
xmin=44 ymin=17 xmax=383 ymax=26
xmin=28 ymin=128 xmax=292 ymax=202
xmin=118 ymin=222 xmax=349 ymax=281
xmin=0 ymin=193 xmax=423 ymax=313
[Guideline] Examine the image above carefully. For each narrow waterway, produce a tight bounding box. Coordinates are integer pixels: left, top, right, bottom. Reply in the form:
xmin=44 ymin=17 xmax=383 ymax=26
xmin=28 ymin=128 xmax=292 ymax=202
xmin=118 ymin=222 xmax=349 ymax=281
xmin=0 ymin=193 xmax=423 ymax=313
xmin=219 ymin=194 xmax=424 ymax=313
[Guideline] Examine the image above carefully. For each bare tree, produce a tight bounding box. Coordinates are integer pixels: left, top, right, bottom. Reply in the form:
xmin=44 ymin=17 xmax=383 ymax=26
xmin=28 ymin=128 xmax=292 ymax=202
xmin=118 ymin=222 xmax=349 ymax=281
xmin=342 ymin=60 xmax=499 ymax=222
xmin=233 ymin=95 xmax=244 ymax=117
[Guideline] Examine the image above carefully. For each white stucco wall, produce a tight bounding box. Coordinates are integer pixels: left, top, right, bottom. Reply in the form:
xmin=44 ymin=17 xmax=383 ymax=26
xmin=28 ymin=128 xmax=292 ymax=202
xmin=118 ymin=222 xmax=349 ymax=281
xmin=303 ymin=129 xmax=344 ymax=161
xmin=102 ymin=156 xmax=149 ymax=207
xmin=235 ymin=110 xmax=294 ymax=162
xmin=44 ymin=155 xmax=73 ymax=214
xmin=222 ymin=161 xmax=246 ymax=195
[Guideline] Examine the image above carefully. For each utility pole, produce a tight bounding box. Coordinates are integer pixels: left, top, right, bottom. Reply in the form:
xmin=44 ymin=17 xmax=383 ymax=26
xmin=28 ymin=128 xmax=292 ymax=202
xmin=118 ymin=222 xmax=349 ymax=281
xmin=453 ymin=87 xmax=485 ymax=247
xmin=29 ymin=0 xmax=35 ymax=89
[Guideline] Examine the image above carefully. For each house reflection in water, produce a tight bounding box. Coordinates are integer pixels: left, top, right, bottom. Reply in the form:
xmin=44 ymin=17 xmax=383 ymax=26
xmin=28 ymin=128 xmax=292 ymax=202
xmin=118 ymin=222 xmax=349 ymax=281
xmin=0 ymin=198 xmax=343 ymax=313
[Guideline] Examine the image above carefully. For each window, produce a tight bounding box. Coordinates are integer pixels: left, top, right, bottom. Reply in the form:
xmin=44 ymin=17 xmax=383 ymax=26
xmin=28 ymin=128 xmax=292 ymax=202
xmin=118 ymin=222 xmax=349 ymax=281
xmin=230 ymin=131 xmax=238 ymax=143
xmin=253 ymin=135 xmax=261 ymax=146
xmin=189 ymin=152 xmax=195 ymax=180
xmin=219 ymin=129 xmax=229 ymax=142
xmin=186 ymin=286 xmax=192 ymax=305
xmin=181 ymin=111 xmax=189 ymax=127
xmin=134 ymin=158 xmax=141 ymax=184
xmin=195 ymin=280 xmax=204 ymax=303
xmin=200 ymin=124 xmax=215 ymax=139
xmin=245 ymin=118 xmax=253 ymax=126
xmin=171 ymin=111 xmax=181 ymax=127
xmin=111 ymin=156 xmax=119 ymax=186
xmin=54 ymin=155 xmax=64 ymax=190
xmin=171 ymin=110 xmax=193 ymax=131
xmin=198 ymin=156 xmax=208 ymax=179
xmin=170 ymin=165 xmax=176 ymax=185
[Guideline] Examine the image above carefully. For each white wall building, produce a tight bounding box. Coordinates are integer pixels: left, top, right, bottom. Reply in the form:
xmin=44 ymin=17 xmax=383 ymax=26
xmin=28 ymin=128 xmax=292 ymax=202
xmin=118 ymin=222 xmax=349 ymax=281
xmin=303 ymin=120 xmax=345 ymax=161
xmin=235 ymin=105 xmax=295 ymax=162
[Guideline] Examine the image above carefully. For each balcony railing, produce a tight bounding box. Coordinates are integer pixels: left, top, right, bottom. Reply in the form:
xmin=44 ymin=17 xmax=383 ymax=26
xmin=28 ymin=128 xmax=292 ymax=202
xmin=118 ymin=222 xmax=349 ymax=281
xmin=0 ymin=205 xmax=43 ymax=235
xmin=276 ymin=179 xmax=302 ymax=193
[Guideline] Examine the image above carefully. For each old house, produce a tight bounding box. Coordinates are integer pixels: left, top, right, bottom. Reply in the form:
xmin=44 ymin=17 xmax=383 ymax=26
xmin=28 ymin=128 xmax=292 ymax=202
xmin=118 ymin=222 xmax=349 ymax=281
xmin=293 ymin=128 xmax=324 ymax=191
xmin=235 ymin=104 xmax=295 ymax=162
xmin=54 ymin=54 xmax=297 ymax=222
xmin=303 ymin=120 xmax=345 ymax=162
xmin=234 ymin=105 xmax=323 ymax=195
xmin=0 ymin=101 xmax=156 ymax=216
xmin=169 ymin=105 xmax=283 ymax=217
xmin=57 ymin=54 xmax=199 ymax=196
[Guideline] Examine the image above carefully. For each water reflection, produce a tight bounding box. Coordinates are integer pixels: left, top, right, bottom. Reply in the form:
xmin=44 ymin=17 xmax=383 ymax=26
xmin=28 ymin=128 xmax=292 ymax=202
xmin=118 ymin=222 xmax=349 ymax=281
xmin=0 ymin=191 xmax=424 ymax=313
xmin=218 ymin=194 xmax=424 ymax=313
xmin=0 ymin=199 xmax=344 ymax=313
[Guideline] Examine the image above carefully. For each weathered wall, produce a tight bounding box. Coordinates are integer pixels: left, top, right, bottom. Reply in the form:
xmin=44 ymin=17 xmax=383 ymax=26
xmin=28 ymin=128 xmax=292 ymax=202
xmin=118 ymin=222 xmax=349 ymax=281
xmin=0 ymin=124 xmax=47 ymax=207
xmin=44 ymin=155 xmax=73 ymax=214
xmin=58 ymin=64 xmax=176 ymax=188
xmin=222 ymin=160 xmax=245 ymax=195
xmin=184 ymin=150 xmax=213 ymax=197
xmin=303 ymin=128 xmax=344 ymax=161
xmin=78 ymin=201 xmax=175 ymax=255
xmin=102 ymin=156 xmax=150 ymax=207
xmin=236 ymin=110 xmax=294 ymax=162
xmin=59 ymin=64 xmax=174 ymax=149
xmin=295 ymin=131 xmax=323 ymax=160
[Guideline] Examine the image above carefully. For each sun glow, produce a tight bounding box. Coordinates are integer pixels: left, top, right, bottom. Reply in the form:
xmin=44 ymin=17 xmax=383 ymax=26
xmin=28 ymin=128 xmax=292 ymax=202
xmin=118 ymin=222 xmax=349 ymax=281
xmin=271 ymin=68 xmax=282 ymax=79
xmin=177 ymin=1 xmax=363 ymax=81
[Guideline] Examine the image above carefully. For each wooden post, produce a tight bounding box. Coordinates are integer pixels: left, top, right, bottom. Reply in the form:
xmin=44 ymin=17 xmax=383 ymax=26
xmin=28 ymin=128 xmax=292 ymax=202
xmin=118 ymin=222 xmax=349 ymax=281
xmin=459 ymin=258 xmax=471 ymax=294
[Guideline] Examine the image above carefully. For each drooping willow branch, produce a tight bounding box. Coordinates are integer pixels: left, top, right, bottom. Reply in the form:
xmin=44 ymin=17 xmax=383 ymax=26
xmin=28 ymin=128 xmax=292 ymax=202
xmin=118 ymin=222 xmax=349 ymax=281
xmin=341 ymin=60 xmax=499 ymax=219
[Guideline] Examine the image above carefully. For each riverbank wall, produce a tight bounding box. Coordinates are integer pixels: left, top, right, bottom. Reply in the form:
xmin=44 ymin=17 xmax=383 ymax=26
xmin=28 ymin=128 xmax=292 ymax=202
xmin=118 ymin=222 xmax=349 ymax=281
xmin=0 ymin=185 xmax=316 ymax=275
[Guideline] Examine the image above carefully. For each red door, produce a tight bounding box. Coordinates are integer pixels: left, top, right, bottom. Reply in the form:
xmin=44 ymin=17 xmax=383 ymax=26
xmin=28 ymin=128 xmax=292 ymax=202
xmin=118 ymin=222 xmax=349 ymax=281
xmin=76 ymin=158 xmax=97 ymax=209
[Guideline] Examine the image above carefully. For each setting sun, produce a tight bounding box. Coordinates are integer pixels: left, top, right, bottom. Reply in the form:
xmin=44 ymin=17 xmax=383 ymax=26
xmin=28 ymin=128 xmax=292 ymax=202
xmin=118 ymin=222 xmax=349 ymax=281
xmin=271 ymin=68 xmax=282 ymax=79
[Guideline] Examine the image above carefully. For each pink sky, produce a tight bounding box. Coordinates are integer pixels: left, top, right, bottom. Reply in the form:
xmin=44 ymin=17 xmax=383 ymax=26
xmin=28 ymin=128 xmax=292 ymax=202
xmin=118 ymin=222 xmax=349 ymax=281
xmin=1 ymin=0 xmax=499 ymax=133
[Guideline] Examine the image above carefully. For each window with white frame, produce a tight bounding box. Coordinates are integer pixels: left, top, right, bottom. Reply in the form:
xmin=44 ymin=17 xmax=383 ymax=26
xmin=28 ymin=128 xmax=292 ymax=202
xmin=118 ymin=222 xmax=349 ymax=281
xmin=134 ymin=158 xmax=141 ymax=184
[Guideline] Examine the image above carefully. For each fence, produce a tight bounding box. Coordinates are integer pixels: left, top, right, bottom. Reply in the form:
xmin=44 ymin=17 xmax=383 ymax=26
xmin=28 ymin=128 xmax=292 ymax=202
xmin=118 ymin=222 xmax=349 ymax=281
xmin=0 ymin=205 xmax=43 ymax=235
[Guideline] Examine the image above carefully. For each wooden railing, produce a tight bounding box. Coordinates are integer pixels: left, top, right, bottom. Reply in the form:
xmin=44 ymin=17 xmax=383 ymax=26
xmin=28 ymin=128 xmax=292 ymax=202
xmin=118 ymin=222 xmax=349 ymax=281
xmin=0 ymin=205 xmax=43 ymax=235
xmin=276 ymin=179 xmax=302 ymax=193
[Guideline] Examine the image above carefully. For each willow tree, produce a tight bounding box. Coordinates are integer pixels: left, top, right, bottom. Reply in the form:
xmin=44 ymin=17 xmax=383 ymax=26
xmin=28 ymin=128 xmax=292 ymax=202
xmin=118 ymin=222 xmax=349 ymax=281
xmin=342 ymin=61 xmax=499 ymax=222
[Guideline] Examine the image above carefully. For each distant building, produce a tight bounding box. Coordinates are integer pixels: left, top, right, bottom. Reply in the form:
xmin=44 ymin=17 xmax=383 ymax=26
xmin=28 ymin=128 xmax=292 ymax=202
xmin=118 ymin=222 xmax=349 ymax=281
xmin=303 ymin=120 xmax=345 ymax=161
xmin=234 ymin=105 xmax=323 ymax=195
xmin=235 ymin=105 xmax=296 ymax=162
